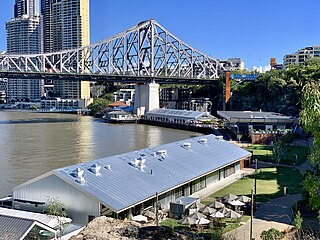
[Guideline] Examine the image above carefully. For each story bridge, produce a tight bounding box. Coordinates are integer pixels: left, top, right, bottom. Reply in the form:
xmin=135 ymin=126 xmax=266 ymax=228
xmin=0 ymin=19 xmax=227 ymax=84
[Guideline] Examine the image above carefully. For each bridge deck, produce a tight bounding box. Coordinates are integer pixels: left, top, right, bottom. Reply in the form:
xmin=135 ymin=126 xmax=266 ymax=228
xmin=0 ymin=71 xmax=218 ymax=84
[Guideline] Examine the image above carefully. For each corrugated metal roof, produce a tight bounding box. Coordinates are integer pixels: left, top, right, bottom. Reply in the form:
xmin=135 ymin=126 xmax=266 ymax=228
xmin=0 ymin=208 xmax=66 ymax=229
xmin=50 ymin=134 xmax=250 ymax=213
xmin=217 ymin=111 xmax=297 ymax=121
xmin=0 ymin=215 xmax=34 ymax=240
xmin=146 ymin=108 xmax=212 ymax=119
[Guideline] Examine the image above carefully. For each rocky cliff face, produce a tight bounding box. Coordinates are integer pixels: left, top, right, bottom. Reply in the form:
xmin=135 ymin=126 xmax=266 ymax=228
xmin=70 ymin=216 xmax=208 ymax=240
xmin=70 ymin=216 xmax=140 ymax=240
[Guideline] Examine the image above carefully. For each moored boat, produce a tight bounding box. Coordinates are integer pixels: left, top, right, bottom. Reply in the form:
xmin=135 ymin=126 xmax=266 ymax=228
xmin=103 ymin=110 xmax=137 ymax=123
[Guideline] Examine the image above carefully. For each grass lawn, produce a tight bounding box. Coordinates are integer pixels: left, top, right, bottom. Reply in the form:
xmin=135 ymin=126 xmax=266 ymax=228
xmin=160 ymin=218 xmax=184 ymax=228
xmin=246 ymin=144 xmax=308 ymax=165
xmin=204 ymin=167 xmax=303 ymax=203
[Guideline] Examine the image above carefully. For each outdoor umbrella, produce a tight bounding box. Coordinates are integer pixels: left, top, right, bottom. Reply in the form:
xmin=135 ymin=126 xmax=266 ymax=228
xmin=228 ymin=200 xmax=245 ymax=206
xmin=179 ymin=217 xmax=196 ymax=225
xmin=132 ymin=215 xmax=148 ymax=222
xmin=143 ymin=210 xmax=156 ymax=219
xmin=208 ymin=201 xmax=225 ymax=209
xmin=199 ymin=206 xmax=216 ymax=215
xmin=222 ymin=193 xmax=238 ymax=203
xmin=225 ymin=209 xmax=242 ymax=219
xmin=187 ymin=201 xmax=205 ymax=210
xmin=237 ymin=195 xmax=251 ymax=203
xmin=210 ymin=211 xmax=224 ymax=218
xmin=219 ymin=207 xmax=231 ymax=215
xmin=189 ymin=212 xmax=207 ymax=220
xmin=196 ymin=218 xmax=211 ymax=225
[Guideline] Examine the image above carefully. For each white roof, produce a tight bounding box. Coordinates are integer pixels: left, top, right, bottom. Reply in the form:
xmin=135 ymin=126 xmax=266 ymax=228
xmin=13 ymin=135 xmax=251 ymax=213
xmin=146 ymin=108 xmax=214 ymax=120
xmin=0 ymin=208 xmax=71 ymax=229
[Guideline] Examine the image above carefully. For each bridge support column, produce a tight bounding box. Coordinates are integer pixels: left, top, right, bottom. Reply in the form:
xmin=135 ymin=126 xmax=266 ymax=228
xmin=134 ymin=82 xmax=159 ymax=116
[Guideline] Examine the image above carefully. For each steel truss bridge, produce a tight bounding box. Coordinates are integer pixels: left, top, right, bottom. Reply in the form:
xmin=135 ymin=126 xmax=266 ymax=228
xmin=0 ymin=19 xmax=227 ymax=84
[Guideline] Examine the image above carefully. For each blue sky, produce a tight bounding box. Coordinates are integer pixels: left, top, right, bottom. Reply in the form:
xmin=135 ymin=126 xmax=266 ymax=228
xmin=0 ymin=0 xmax=319 ymax=69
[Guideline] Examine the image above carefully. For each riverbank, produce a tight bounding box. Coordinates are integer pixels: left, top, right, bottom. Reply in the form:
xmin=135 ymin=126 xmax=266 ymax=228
xmin=0 ymin=108 xmax=89 ymax=115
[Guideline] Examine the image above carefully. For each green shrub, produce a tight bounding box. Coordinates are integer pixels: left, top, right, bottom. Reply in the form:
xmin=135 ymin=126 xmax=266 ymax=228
xmin=260 ymin=228 xmax=284 ymax=240
xmin=294 ymin=211 xmax=303 ymax=230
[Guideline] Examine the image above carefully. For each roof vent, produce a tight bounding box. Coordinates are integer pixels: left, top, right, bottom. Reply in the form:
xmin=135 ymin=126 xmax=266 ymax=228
xmin=156 ymin=149 xmax=167 ymax=159
xmin=182 ymin=142 xmax=191 ymax=150
xmin=199 ymin=138 xmax=208 ymax=144
xmin=130 ymin=157 xmax=146 ymax=171
xmin=138 ymin=158 xmax=146 ymax=166
xmin=90 ymin=163 xmax=101 ymax=175
xmin=106 ymin=165 xmax=111 ymax=171
xmin=71 ymin=168 xmax=85 ymax=184
xmin=215 ymin=136 xmax=223 ymax=140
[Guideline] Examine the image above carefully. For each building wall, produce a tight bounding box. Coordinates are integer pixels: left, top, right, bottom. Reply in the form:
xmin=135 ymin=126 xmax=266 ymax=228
xmin=283 ymin=46 xmax=320 ymax=69
xmin=6 ymin=2 xmax=43 ymax=101
xmin=13 ymin=174 xmax=100 ymax=225
xmin=13 ymin=160 xmax=245 ymax=223
xmin=7 ymin=79 xmax=44 ymax=102
xmin=142 ymin=161 xmax=241 ymax=210
xmin=41 ymin=0 xmax=91 ymax=100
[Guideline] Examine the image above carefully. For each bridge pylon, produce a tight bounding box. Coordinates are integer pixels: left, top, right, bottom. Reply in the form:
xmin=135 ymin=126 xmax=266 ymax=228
xmin=134 ymin=81 xmax=159 ymax=116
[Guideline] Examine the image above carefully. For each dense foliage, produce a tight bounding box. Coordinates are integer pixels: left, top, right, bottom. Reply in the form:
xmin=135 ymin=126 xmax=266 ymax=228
xmin=260 ymin=228 xmax=284 ymax=240
xmin=230 ymin=58 xmax=320 ymax=116
xmin=86 ymin=90 xmax=114 ymax=116
xmin=299 ymin=58 xmax=320 ymax=221
xmin=231 ymin=69 xmax=299 ymax=116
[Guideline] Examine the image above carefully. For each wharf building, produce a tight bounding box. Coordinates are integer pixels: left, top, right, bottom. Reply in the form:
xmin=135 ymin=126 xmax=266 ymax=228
xmin=283 ymin=46 xmax=320 ymax=69
xmin=217 ymin=111 xmax=298 ymax=143
xmin=141 ymin=108 xmax=218 ymax=134
xmin=6 ymin=0 xmax=44 ymax=102
xmin=41 ymin=0 xmax=91 ymax=104
xmin=12 ymin=135 xmax=251 ymax=225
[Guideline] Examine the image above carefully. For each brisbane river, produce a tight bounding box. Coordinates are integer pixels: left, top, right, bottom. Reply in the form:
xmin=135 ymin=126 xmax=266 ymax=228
xmin=0 ymin=111 xmax=202 ymax=198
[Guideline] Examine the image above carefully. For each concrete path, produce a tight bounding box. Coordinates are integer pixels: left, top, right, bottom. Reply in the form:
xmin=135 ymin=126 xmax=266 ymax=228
xmin=226 ymin=194 xmax=301 ymax=240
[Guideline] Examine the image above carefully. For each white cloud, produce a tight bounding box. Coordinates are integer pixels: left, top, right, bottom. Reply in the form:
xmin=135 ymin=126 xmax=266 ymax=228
xmin=252 ymin=65 xmax=271 ymax=73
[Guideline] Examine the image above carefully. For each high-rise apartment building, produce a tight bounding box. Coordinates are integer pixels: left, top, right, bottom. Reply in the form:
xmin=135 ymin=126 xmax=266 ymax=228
xmin=14 ymin=0 xmax=38 ymax=18
xmin=6 ymin=0 xmax=44 ymax=101
xmin=283 ymin=46 xmax=320 ymax=69
xmin=41 ymin=0 xmax=90 ymax=101
xmin=6 ymin=15 xmax=41 ymax=54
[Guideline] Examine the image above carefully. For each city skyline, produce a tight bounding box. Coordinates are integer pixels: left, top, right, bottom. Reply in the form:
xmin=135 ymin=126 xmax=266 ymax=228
xmin=0 ymin=0 xmax=319 ymax=70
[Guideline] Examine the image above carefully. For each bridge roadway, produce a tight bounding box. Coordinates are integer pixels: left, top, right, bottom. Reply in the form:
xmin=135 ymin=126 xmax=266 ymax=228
xmin=0 ymin=71 xmax=218 ymax=84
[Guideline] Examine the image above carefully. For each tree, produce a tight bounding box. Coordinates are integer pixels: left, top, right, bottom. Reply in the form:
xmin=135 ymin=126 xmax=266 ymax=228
xmin=272 ymin=139 xmax=286 ymax=165
xmin=45 ymin=197 xmax=68 ymax=239
xmin=298 ymin=58 xmax=320 ymax=223
xmin=87 ymin=98 xmax=110 ymax=116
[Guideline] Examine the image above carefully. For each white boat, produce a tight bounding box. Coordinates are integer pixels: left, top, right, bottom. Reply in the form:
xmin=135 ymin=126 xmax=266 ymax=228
xmin=103 ymin=110 xmax=137 ymax=123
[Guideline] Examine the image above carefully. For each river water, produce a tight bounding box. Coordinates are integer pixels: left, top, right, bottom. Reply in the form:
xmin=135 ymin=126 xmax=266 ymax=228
xmin=0 ymin=111 xmax=202 ymax=197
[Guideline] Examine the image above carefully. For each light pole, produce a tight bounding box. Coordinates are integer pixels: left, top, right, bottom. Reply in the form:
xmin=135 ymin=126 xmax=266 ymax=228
xmin=250 ymin=188 xmax=254 ymax=240
xmin=254 ymin=159 xmax=258 ymax=203
xmin=294 ymin=153 xmax=298 ymax=166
